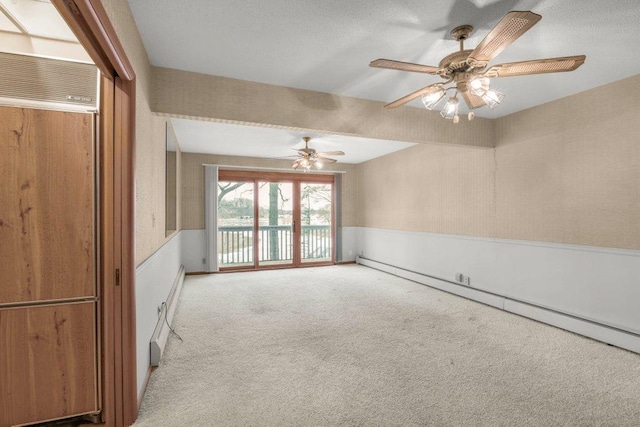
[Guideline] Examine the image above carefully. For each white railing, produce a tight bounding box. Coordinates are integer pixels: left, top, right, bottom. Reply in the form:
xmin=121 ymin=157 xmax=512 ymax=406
xmin=218 ymin=225 xmax=331 ymax=265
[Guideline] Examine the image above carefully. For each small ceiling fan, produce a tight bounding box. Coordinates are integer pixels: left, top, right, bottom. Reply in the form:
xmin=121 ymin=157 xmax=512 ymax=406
xmin=370 ymin=11 xmax=586 ymax=122
xmin=289 ymin=137 xmax=344 ymax=171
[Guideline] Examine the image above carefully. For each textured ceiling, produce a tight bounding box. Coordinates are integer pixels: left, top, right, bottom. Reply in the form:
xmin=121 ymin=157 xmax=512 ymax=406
xmin=130 ymin=0 xmax=640 ymax=119
xmin=170 ymin=119 xmax=416 ymax=164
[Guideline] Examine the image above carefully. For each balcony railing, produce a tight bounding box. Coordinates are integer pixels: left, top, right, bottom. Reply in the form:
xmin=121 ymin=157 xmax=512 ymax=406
xmin=218 ymin=225 xmax=331 ymax=265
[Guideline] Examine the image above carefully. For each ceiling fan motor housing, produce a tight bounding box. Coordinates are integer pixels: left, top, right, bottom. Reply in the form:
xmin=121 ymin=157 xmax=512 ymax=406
xmin=438 ymin=49 xmax=474 ymax=77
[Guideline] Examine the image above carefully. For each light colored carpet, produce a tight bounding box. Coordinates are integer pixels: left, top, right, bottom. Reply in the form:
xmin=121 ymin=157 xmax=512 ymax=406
xmin=135 ymin=265 xmax=640 ymax=426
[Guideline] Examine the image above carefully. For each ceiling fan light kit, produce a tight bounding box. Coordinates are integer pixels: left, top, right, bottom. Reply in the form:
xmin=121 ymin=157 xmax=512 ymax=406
xmin=421 ymin=86 xmax=446 ymax=110
xmin=370 ymin=10 xmax=586 ymax=123
xmin=290 ymin=137 xmax=344 ymax=171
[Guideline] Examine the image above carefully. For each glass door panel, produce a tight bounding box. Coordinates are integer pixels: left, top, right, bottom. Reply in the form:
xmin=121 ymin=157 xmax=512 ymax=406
xmin=217 ymin=181 xmax=254 ymax=268
xmin=258 ymin=181 xmax=294 ymax=267
xmin=300 ymin=182 xmax=332 ymax=263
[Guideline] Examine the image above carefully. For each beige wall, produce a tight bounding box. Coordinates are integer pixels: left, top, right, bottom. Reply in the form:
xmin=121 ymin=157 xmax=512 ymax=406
xmin=101 ymin=0 xmax=182 ymax=264
xmin=357 ymin=143 xmax=496 ymax=237
xmin=166 ymin=151 xmax=177 ymax=232
xmin=181 ymin=153 xmax=358 ymax=230
xmin=494 ymin=73 xmax=640 ymax=249
xmin=357 ymin=73 xmax=640 ymax=250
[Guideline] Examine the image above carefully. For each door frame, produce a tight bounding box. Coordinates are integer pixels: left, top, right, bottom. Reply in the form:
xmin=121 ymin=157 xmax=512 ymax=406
xmin=52 ymin=1 xmax=137 ymax=425
xmin=217 ymin=169 xmax=336 ymax=271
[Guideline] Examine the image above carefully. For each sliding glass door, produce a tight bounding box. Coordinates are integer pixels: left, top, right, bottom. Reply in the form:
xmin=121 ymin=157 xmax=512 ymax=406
xmin=258 ymin=181 xmax=294 ymax=267
xmin=217 ymin=171 xmax=334 ymax=270
xmin=217 ymin=180 xmax=254 ymax=268
xmin=300 ymin=182 xmax=332 ymax=263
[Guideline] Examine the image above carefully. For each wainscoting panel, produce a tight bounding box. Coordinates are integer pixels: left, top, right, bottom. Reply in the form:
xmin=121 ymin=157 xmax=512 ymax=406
xmin=181 ymin=229 xmax=207 ymax=273
xmin=356 ymin=227 xmax=640 ymax=353
xmin=135 ymin=232 xmax=183 ymax=398
xmin=340 ymin=227 xmax=359 ymax=262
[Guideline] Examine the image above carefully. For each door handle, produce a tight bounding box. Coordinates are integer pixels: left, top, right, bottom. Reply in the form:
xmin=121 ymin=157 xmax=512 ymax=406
xmin=292 ymin=220 xmax=296 ymax=233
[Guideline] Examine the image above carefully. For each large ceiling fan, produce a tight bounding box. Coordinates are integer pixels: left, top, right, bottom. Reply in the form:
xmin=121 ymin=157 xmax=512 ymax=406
xmin=289 ymin=137 xmax=344 ymax=171
xmin=370 ymin=11 xmax=586 ymax=122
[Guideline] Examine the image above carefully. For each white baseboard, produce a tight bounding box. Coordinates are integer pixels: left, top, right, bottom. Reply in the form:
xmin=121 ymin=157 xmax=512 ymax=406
xmin=150 ymin=265 xmax=185 ymax=366
xmin=358 ymin=257 xmax=640 ymax=354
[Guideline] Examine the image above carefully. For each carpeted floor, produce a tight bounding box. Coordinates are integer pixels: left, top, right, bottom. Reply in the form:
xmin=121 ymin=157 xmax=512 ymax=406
xmin=135 ymin=265 xmax=640 ymax=426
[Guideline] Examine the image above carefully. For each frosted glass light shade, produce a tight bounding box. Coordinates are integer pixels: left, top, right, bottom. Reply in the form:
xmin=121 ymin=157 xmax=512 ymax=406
xmin=481 ymin=89 xmax=505 ymax=109
xmin=470 ymin=77 xmax=490 ymax=95
xmin=421 ymin=87 xmax=445 ymax=110
xmin=440 ymin=97 xmax=459 ymax=119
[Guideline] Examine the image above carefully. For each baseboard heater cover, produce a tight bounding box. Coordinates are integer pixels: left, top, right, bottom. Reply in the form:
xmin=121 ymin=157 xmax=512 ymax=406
xmin=356 ymin=257 xmax=640 ymax=354
xmin=150 ymin=265 xmax=185 ymax=366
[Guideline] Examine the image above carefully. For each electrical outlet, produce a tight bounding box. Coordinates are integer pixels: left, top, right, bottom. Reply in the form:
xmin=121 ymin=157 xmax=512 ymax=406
xmin=202 ymin=258 xmax=206 ymax=264
xmin=463 ymin=276 xmax=470 ymax=286
xmin=455 ymin=273 xmax=464 ymax=283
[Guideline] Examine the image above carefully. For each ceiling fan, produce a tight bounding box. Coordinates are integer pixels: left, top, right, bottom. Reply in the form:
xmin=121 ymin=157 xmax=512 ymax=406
xmin=370 ymin=10 xmax=586 ymax=122
xmin=289 ymin=137 xmax=345 ymax=171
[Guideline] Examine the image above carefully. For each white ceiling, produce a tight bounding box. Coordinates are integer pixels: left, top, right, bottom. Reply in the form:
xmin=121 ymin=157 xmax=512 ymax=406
xmin=170 ymin=119 xmax=416 ymax=164
xmin=0 ymin=0 xmax=91 ymax=63
xmin=130 ymin=0 xmax=640 ymax=159
xmin=0 ymin=0 xmax=76 ymax=41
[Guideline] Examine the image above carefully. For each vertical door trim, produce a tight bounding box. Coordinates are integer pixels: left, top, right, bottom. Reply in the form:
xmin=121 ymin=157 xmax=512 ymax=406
xmin=52 ymin=1 xmax=137 ymax=425
xmin=115 ymin=76 xmax=137 ymax=425
xmin=98 ymin=74 xmax=116 ymax=426
xmin=292 ymin=181 xmax=302 ymax=266
xmin=204 ymin=165 xmax=219 ymax=272
xmin=334 ymin=174 xmax=342 ymax=262
xmin=252 ymin=181 xmax=260 ymax=269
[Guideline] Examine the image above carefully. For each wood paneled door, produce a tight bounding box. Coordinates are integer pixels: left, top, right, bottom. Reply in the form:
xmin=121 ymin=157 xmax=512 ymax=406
xmin=0 ymin=107 xmax=96 ymax=304
xmin=0 ymin=106 xmax=99 ymax=426
xmin=0 ymin=303 xmax=98 ymax=425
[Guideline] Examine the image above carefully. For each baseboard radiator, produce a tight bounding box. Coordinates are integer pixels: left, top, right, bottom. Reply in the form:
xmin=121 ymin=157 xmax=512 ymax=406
xmin=150 ymin=265 xmax=186 ymax=366
xmin=357 ymin=257 xmax=640 ymax=354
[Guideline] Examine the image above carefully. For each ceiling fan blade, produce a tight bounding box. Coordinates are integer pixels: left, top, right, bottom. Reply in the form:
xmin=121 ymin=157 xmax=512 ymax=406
xmin=316 ymin=156 xmax=337 ymax=163
xmin=461 ymin=90 xmax=487 ymax=110
xmin=316 ymin=151 xmax=345 ymax=156
xmin=269 ymin=155 xmax=300 ymax=159
xmin=482 ymin=55 xmax=586 ymax=78
xmin=468 ymin=11 xmax=541 ymax=67
xmin=384 ymin=83 xmax=442 ymax=109
xmin=370 ymin=59 xmax=441 ymax=74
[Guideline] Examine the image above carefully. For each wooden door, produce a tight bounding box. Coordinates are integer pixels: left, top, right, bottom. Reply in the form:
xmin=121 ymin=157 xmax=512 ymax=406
xmin=0 ymin=303 xmax=98 ymax=425
xmin=0 ymin=106 xmax=95 ymax=304
xmin=0 ymin=106 xmax=98 ymax=425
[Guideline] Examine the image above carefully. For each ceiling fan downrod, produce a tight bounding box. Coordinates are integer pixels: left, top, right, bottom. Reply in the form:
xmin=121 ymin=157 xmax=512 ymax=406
xmin=451 ymin=25 xmax=473 ymax=51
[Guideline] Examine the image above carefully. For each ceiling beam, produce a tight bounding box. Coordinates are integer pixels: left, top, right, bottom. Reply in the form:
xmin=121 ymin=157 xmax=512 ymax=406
xmin=152 ymin=66 xmax=495 ymax=149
